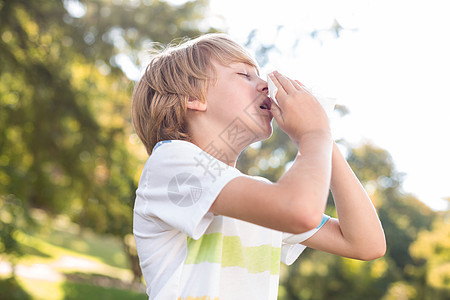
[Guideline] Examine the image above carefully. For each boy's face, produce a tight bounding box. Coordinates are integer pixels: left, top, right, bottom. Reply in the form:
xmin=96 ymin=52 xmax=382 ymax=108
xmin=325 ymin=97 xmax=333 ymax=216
xmin=205 ymin=61 xmax=273 ymax=149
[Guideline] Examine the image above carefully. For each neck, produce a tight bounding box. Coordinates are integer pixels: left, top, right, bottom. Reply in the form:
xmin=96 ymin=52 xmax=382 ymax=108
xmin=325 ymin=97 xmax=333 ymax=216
xmin=190 ymin=135 xmax=242 ymax=168
xmin=187 ymin=113 xmax=262 ymax=168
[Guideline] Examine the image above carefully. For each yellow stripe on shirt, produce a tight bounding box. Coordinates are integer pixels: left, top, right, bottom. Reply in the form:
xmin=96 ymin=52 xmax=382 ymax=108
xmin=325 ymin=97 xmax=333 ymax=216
xmin=186 ymin=234 xmax=281 ymax=275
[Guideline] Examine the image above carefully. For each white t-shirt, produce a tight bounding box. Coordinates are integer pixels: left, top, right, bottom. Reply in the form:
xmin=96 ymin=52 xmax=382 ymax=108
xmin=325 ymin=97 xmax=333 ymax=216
xmin=133 ymin=140 xmax=329 ymax=299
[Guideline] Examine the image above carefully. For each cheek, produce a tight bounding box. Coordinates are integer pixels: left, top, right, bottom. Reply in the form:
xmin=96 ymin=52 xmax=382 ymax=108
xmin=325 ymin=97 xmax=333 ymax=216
xmin=209 ymin=87 xmax=242 ymax=108
xmin=206 ymin=80 xmax=256 ymax=116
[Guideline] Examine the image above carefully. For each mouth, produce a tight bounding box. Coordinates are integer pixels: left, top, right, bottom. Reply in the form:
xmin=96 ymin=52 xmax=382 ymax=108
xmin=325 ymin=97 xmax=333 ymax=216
xmin=259 ymin=97 xmax=272 ymax=110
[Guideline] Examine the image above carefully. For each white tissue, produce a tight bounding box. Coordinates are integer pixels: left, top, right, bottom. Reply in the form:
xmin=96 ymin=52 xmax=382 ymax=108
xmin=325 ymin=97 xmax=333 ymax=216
xmin=267 ymin=74 xmax=336 ymax=118
xmin=267 ymin=75 xmax=279 ymax=107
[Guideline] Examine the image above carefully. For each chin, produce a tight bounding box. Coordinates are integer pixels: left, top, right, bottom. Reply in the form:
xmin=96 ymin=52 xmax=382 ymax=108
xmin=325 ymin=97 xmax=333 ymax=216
xmin=257 ymin=121 xmax=273 ymax=141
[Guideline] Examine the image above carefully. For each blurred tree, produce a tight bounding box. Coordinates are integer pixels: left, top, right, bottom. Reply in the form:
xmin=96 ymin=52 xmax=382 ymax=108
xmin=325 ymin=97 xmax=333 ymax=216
xmin=244 ymin=140 xmax=440 ymax=300
xmin=0 ymin=0 xmax=216 ymax=283
xmin=347 ymin=144 xmax=435 ymax=271
xmin=409 ymin=215 xmax=450 ymax=299
xmin=0 ymin=194 xmax=34 ymax=274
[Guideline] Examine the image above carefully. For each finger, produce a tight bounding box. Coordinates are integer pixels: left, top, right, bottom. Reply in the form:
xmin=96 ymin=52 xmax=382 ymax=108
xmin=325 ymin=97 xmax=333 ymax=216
xmin=273 ymin=71 xmax=297 ymax=95
xmin=287 ymin=77 xmax=302 ymax=90
xmin=294 ymin=80 xmax=314 ymax=94
xmin=288 ymin=77 xmax=310 ymax=93
xmin=269 ymin=98 xmax=284 ymax=124
xmin=294 ymin=79 xmax=305 ymax=87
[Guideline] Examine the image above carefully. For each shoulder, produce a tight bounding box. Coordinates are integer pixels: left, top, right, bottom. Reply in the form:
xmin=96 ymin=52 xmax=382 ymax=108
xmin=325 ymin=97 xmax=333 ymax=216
xmin=150 ymin=140 xmax=201 ymax=158
xmin=144 ymin=140 xmax=205 ymax=171
xmin=139 ymin=139 xmax=244 ymax=189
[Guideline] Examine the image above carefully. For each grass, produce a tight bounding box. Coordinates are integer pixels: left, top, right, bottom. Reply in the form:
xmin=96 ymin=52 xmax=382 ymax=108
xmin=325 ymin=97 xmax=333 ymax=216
xmin=0 ymin=212 xmax=147 ymax=300
xmin=16 ymin=277 xmax=64 ymax=300
xmin=34 ymin=227 xmax=128 ymax=269
xmin=62 ymin=281 xmax=146 ymax=300
xmin=11 ymin=275 xmax=147 ymax=300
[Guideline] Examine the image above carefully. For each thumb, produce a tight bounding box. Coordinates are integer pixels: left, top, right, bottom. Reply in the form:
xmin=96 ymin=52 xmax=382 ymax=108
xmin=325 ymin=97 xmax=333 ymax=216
xmin=270 ymin=100 xmax=283 ymax=124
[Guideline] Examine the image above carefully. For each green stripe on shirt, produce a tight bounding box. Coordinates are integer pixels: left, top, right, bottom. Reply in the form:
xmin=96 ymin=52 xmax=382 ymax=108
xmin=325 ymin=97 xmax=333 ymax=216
xmin=186 ymin=234 xmax=281 ymax=275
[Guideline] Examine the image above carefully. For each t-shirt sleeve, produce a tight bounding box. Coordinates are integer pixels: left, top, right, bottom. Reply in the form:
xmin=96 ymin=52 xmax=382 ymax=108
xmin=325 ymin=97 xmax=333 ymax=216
xmin=134 ymin=141 xmax=244 ymax=240
xmin=280 ymin=214 xmax=330 ymax=265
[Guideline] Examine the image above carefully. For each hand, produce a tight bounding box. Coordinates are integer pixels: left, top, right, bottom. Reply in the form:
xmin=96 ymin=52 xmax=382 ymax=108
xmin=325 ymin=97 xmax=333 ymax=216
xmin=269 ymin=71 xmax=330 ymax=144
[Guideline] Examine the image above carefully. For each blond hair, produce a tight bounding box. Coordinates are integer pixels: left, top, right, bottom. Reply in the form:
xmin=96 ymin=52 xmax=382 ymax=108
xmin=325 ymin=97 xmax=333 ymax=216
xmin=131 ymin=33 xmax=258 ymax=155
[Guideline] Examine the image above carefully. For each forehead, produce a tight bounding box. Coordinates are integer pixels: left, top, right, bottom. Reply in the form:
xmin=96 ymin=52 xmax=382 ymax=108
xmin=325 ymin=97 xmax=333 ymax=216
xmin=213 ymin=61 xmax=259 ymax=74
xmin=230 ymin=62 xmax=258 ymax=70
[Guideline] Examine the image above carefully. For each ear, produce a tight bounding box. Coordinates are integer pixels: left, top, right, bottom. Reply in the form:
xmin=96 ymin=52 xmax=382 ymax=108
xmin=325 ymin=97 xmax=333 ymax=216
xmin=186 ymin=97 xmax=207 ymax=111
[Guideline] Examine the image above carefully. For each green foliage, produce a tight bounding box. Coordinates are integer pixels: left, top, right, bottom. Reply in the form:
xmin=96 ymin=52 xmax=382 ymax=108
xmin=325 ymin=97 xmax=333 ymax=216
xmin=346 ymin=144 xmax=435 ymax=270
xmin=0 ymin=276 xmax=32 ymax=300
xmin=280 ymin=252 xmax=396 ymax=300
xmin=0 ymin=0 xmax=216 ymax=286
xmin=0 ymin=194 xmax=34 ymax=267
xmin=275 ymin=142 xmax=441 ymax=300
xmin=237 ymin=123 xmax=298 ymax=182
xmin=0 ymin=0 xmax=216 ymax=218
xmin=409 ymin=216 xmax=450 ymax=299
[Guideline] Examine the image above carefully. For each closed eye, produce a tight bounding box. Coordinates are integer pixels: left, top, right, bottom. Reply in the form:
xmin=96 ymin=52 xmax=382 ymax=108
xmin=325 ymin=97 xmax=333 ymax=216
xmin=238 ymin=72 xmax=251 ymax=79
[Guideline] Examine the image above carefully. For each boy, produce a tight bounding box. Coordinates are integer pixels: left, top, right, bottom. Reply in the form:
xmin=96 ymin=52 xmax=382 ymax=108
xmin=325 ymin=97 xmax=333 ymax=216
xmin=132 ymin=33 xmax=386 ymax=299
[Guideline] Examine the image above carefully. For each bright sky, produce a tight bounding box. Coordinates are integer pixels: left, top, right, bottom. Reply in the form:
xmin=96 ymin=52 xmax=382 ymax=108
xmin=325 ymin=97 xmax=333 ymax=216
xmin=198 ymin=0 xmax=450 ymax=211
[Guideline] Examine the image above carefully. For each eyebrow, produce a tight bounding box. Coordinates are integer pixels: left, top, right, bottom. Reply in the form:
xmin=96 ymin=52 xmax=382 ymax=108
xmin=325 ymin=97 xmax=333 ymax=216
xmin=232 ymin=63 xmax=259 ymax=76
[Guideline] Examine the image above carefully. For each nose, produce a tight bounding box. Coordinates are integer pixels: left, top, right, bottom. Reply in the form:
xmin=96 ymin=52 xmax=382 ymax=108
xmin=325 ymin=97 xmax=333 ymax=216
xmin=257 ymin=77 xmax=269 ymax=95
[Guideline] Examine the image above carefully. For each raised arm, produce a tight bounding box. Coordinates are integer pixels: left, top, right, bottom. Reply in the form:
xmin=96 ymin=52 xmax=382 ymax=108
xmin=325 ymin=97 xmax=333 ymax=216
xmin=210 ymin=71 xmax=333 ymax=234
xmin=301 ymin=142 xmax=386 ymax=260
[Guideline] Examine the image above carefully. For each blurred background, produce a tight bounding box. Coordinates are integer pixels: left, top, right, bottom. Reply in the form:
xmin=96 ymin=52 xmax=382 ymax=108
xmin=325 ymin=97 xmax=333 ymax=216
xmin=0 ymin=0 xmax=449 ymax=299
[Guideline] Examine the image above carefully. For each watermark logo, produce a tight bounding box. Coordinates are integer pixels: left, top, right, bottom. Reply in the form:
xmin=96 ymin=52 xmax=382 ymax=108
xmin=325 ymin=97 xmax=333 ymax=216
xmin=189 ymin=98 xmax=264 ymax=183
xmin=168 ymin=173 xmax=202 ymax=207
xmin=193 ymin=141 xmax=231 ymax=182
